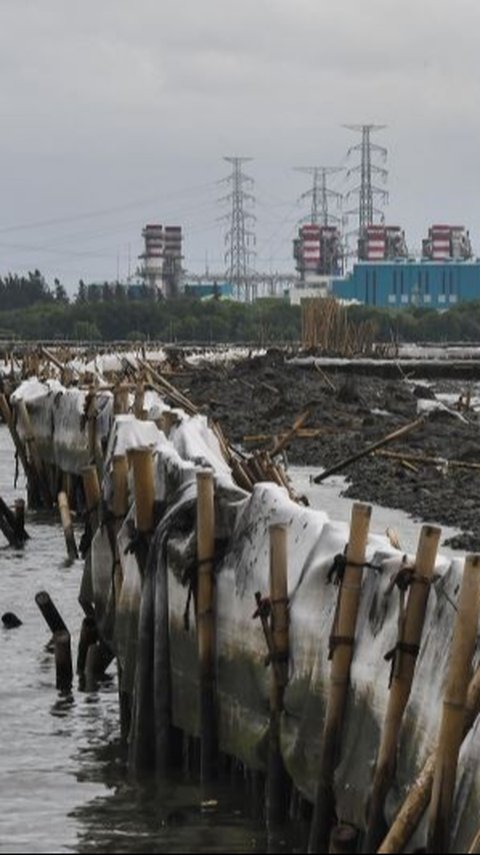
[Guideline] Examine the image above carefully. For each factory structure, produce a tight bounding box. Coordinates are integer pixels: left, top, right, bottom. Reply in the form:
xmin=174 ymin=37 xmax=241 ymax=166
xmin=327 ymin=223 xmax=480 ymax=309
xmin=137 ymin=224 xmax=183 ymax=298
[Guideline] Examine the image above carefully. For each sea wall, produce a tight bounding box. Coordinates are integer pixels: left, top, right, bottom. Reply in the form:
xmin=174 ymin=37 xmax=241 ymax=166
xmin=9 ymin=376 xmax=480 ymax=852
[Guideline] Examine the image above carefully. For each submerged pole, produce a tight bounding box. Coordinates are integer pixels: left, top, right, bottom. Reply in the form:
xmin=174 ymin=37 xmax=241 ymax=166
xmin=196 ymin=469 xmax=217 ymax=783
xmin=58 ymin=491 xmax=79 ymax=561
xmin=54 ymin=630 xmax=73 ymax=692
xmin=35 ymin=591 xmax=68 ymax=635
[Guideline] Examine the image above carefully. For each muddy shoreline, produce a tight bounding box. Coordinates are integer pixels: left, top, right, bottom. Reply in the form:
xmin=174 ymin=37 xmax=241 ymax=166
xmin=175 ymin=351 xmax=480 ymax=550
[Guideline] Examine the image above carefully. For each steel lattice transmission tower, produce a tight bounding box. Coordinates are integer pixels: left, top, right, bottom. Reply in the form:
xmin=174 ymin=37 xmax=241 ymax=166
xmin=294 ymin=166 xmax=344 ymax=226
xmin=220 ymin=156 xmax=256 ymax=301
xmin=344 ymin=124 xmax=388 ymax=232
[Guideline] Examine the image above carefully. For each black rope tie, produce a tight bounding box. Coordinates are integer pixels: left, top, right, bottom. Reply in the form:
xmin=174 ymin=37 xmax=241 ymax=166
xmin=384 ymin=641 xmax=420 ymax=688
xmin=327 ymin=550 xmax=383 ymax=586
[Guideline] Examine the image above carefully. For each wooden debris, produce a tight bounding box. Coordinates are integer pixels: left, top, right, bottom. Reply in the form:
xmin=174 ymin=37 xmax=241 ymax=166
xmin=313 ymin=417 xmax=425 ymax=484
xmin=377 ymin=449 xmax=480 ymax=472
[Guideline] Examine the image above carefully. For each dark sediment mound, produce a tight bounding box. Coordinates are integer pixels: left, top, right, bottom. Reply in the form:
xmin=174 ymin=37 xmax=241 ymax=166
xmin=175 ymin=353 xmax=480 ymax=549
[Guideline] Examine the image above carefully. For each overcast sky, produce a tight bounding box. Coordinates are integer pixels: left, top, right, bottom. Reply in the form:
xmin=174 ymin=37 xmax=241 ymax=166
xmin=1 ymin=0 xmax=479 ymax=291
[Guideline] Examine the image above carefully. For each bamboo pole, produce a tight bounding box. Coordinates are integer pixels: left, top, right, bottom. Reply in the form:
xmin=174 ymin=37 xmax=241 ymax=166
xmin=266 ymin=523 xmax=290 ymax=826
xmin=58 ymin=491 xmax=79 ymax=561
xmin=377 ymin=449 xmax=480 ymax=471
xmin=133 ymin=381 xmax=145 ymax=420
xmin=427 ymin=554 xmax=480 ymax=854
xmin=82 ymin=465 xmax=101 ymax=534
xmin=313 ymin=418 xmax=425 ymax=484
xmin=196 ymin=469 xmax=217 ymax=783
xmin=131 ymin=447 xmax=155 ymax=535
xmin=113 ymin=382 xmax=130 ymax=415
xmin=271 ymin=409 xmax=311 ymax=457
xmin=378 ymin=664 xmax=480 ymax=853
xmin=364 ymin=524 xmax=441 ymax=852
xmin=469 ymin=828 xmax=480 ymax=854
xmin=308 ymin=503 xmax=372 ymax=854
xmin=0 ymin=393 xmax=30 ymax=477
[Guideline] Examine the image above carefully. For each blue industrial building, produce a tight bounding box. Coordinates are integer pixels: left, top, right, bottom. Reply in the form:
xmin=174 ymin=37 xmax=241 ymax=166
xmin=331 ymin=260 xmax=480 ymax=309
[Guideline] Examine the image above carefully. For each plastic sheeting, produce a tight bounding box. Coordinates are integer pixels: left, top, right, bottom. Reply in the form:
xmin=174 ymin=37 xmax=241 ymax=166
xmin=11 ymin=377 xmax=480 ymax=850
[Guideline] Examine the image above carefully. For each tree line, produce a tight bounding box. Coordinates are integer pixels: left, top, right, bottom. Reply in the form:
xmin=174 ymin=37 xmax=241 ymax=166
xmin=2 ymin=270 xmax=480 ymax=343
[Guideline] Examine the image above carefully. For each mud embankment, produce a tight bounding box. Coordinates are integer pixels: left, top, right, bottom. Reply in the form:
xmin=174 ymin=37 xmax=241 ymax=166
xmin=175 ymin=351 xmax=480 ymax=550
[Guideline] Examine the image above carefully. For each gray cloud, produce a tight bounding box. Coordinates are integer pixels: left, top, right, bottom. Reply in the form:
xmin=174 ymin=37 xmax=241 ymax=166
xmin=0 ymin=0 xmax=479 ymax=287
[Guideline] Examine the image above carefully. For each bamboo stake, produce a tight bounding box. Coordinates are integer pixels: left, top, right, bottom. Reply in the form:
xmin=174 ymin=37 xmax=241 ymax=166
xmin=196 ymin=469 xmax=217 ymax=783
xmin=113 ymin=383 xmax=129 ymax=415
xmin=266 ymin=523 xmax=290 ymax=826
xmin=308 ymin=503 xmax=372 ymax=853
xmin=58 ymin=491 xmax=79 ymax=561
xmin=378 ymin=628 xmax=480 ymax=854
xmin=82 ymin=465 xmax=101 ymax=534
xmin=427 ymin=554 xmax=480 ymax=854
xmin=313 ymin=419 xmax=425 ymax=484
xmin=133 ymin=381 xmax=145 ymax=420
xmin=0 ymin=394 xmax=47 ymax=508
xmin=131 ymin=447 xmax=155 ymax=536
xmin=469 ymin=828 xmax=480 ymax=854
xmin=364 ymin=524 xmax=441 ymax=852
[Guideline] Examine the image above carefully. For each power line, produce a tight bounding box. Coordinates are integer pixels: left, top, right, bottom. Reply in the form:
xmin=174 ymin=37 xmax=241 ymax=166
xmin=220 ymin=156 xmax=256 ymax=302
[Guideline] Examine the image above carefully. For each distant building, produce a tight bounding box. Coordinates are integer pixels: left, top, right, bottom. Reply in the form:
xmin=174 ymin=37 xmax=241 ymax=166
xmin=331 ymin=259 xmax=480 ymax=309
xmin=138 ymin=224 xmax=183 ymax=297
xmin=183 ymin=280 xmax=234 ymax=300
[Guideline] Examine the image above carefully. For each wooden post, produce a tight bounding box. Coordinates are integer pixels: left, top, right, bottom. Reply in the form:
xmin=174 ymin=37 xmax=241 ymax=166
xmin=35 ymin=591 xmax=68 ymax=635
xmin=427 ymin=554 xmax=480 ymax=854
xmin=308 ymin=503 xmax=372 ymax=854
xmin=196 ymin=469 xmax=217 ymax=783
xmin=82 ymin=465 xmax=101 ymax=534
xmin=54 ymin=630 xmax=73 ymax=692
xmin=131 ymin=448 xmax=155 ymax=536
xmin=329 ymin=825 xmax=359 ymax=854
xmin=364 ymin=524 xmax=441 ymax=851
xmin=58 ymin=491 xmax=79 ymax=561
xmin=266 ymin=523 xmax=291 ymax=826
